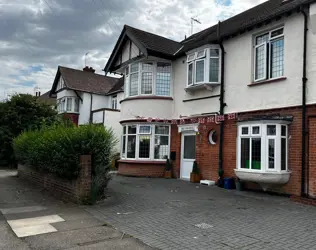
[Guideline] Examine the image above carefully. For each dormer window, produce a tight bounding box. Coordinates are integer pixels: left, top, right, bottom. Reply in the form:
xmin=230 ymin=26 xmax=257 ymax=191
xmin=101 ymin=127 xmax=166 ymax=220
xmin=186 ymin=47 xmax=221 ymax=88
xmin=125 ymin=61 xmax=172 ymax=97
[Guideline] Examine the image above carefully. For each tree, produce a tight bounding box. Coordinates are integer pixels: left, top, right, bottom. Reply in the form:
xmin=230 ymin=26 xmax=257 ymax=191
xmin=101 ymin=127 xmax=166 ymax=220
xmin=0 ymin=94 xmax=58 ymax=166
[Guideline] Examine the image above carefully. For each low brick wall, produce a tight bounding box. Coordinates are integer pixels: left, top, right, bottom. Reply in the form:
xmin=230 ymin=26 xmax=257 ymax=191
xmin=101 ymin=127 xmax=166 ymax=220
xmin=18 ymin=155 xmax=92 ymax=204
xmin=118 ymin=160 xmax=165 ymax=177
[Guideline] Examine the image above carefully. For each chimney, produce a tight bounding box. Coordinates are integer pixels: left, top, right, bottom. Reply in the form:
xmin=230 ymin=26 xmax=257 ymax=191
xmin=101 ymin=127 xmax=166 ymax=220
xmin=83 ymin=66 xmax=95 ymax=73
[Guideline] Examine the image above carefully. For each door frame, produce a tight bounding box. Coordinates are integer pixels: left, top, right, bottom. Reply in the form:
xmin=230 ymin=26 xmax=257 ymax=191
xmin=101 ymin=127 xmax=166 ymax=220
xmin=180 ymin=132 xmax=196 ymax=180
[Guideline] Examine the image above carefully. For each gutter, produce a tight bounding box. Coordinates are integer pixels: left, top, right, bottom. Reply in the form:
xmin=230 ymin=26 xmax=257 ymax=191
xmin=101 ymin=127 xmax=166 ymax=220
xmin=300 ymin=7 xmax=308 ymax=197
xmin=218 ymin=21 xmax=226 ymax=183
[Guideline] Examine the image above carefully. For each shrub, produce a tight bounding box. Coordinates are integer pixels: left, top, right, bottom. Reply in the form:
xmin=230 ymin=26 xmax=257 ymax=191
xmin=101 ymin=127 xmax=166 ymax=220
xmin=13 ymin=124 xmax=118 ymax=201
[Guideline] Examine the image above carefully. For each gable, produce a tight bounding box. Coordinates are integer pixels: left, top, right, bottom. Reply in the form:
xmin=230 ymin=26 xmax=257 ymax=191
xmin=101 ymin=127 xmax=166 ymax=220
xmin=114 ymin=39 xmax=141 ymax=67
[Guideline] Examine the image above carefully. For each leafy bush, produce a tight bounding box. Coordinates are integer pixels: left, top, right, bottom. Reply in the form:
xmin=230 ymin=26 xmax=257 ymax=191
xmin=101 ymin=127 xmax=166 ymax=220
xmin=13 ymin=124 xmax=118 ymax=201
xmin=0 ymin=94 xmax=59 ymax=166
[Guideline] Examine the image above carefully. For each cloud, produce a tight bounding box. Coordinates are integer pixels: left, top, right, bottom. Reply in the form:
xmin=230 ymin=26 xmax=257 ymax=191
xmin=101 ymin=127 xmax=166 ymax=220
xmin=0 ymin=0 xmax=267 ymax=100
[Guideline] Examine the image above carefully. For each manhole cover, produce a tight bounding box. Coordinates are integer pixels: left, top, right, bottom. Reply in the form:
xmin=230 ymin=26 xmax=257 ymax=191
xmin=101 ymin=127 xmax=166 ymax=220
xmin=195 ymin=223 xmax=213 ymax=229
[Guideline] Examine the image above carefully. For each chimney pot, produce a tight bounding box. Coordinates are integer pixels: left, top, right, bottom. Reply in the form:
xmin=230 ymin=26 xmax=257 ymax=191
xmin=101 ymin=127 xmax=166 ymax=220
xmin=83 ymin=66 xmax=95 ymax=73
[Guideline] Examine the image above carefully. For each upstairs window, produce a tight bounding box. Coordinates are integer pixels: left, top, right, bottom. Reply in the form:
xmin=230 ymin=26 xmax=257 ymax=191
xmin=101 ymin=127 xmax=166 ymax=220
xmin=111 ymin=95 xmax=118 ymax=109
xmin=126 ymin=62 xmax=172 ymax=97
xmin=254 ymin=27 xmax=284 ymax=82
xmin=57 ymin=97 xmax=79 ymax=114
xmin=187 ymin=48 xmax=220 ymax=86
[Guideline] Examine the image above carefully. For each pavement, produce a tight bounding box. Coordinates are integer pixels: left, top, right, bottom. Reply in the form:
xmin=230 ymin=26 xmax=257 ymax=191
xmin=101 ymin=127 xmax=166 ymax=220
xmin=86 ymin=175 xmax=316 ymax=250
xmin=0 ymin=169 xmax=153 ymax=250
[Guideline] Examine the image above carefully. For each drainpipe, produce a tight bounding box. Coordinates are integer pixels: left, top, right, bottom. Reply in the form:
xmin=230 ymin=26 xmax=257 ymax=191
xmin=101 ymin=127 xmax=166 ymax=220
xmin=218 ymin=21 xmax=226 ymax=182
xmin=300 ymin=7 xmax=308 ymax=197
xmin=89 ymin=93 xmax=93 ymax=124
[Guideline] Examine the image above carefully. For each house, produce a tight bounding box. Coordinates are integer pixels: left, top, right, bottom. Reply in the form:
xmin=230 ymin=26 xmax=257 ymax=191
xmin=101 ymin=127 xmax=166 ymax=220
xmin=50 ymin=66 xmax=124 ymax=151
xmin=104 ymin=0 xmax=316 ymax=198
xmin=37 ymin=90 xmax=57 ymax=108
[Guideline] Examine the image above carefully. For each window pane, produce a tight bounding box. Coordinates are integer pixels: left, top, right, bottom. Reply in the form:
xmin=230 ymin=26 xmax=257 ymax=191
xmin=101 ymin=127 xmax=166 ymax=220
xmin=155 ymin=125 xmax=169 ymax=135
xmin=184 ymin=135 xmax=196 ymax=159
xmin=188 ymin=63 xmax=193 ymax=85
xmin=142 ymin=63 xmax=153 ymax=71
xmin=130 ymin=73 xmax=138 ymax=96
xmin=252 ymin=126 xmax=260 ymax=135
xmin=74 ymin=98 xmax=79 ymax=112
xmin=154 ymin=135 xmax=169 ymax=159
xmin=270 ymin=38 xmax=284 ymax=78
xmin=210 ymin=57 xmax=219 ymax=82
xmin=195 ymin=60 xmax=205 ymax=82
xmin=267 ymin=125 xmax=276 ymax=135
xmin=127 ymin=135 xmax=136 ymax=158
xmin=241 ymin=138 xmax=250 ymax=169
xmin=139 ymin=125 xmax=151 ymax=134
xmin=256 ymin=33 xmax=269 ymax=45
xmin=123 ymin=126 xmax=126 ymax=135
xmin=156 ymin=62 xmax=171 ymax=96
xmin=268 ymin=139 xmax=275 ymax=169
xmin=271 ymin=28 xmax=283 ymax=38
xmin=122 ymin=136 xmax=126 ymax=157
xmin=61 ymin=99 xmax=65 ymax=112
xmin=281 ymin=138 xmax=287 ymax=170
xmin=128 ymin=125 xmax=136 ymax=134
xmin=255 ymin=44 xmax=266 ymax=80
xmin=251 ymin=138 xmax=261 ymax=170
xmin=141 ymin=72 xmax=153 ymax=94
xmin=139 ymin=135 xmax=150 ymax=158
xmin=242 ymin=127 xmax=249 ymax=135
xmin=131 ymin=63 xmax=139 ymax=73
xmin=197 ymin=50 xmax=205 ymax=58
xmin=66 ymin=98 xmax=72 ymax=111
xmin=187 ymin=54 xmax=195 ymax=62
xmin=210 ymin=49 xmax=219 ymax=57
xmin=281 ymin=125 xmax=286 ymax=136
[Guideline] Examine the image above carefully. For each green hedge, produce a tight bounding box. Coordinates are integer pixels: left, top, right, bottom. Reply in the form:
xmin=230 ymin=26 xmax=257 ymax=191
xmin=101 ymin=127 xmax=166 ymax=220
xmin=13 ymin=124 xmax=118 ymax=201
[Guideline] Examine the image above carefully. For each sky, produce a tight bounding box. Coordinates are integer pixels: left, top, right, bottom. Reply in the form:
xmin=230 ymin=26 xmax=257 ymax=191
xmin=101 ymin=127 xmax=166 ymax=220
xmin=0 ymin=0 xmax=267 ymax=99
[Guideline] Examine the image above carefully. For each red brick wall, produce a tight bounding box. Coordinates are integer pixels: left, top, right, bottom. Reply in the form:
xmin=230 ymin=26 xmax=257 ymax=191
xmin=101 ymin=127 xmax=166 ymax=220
xmin=118 ymin=161 xmax=165 ymax=177
xmin=169 ymin=105 xmax=316 ymax=196
xmin=18 ymin=155 xmax=92 ymax=204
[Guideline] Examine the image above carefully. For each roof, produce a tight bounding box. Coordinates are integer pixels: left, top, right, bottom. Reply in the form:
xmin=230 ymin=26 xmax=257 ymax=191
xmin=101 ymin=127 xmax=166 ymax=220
xmin=51 ymin=66 xmax=123 ymax=95
xmin=37 ymin=91 xmax=56 ymax=105
xmin=179 ymin=0 xmax=315 ymax=53
xmin=124 ymin=25 xmax=182 ymax=56
xmin=107 ymin=77 xmax=124 ymax=95
xmin=105 ymin=0 xmax=315 ymax=72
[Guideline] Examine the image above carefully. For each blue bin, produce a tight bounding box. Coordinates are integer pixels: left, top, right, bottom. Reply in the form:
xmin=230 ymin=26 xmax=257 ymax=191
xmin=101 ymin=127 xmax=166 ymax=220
xmin=224 ymin=177 xmax=235 ymax=190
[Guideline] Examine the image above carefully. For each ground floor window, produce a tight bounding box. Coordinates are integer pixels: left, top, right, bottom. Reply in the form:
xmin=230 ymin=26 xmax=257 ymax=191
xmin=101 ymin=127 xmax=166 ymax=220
xmin=122 ymin=124 xmax=170 ymax=160
xmin=238 ymin=122 xmax=288 ymax=172
xmin=57 ymin=97 xmax=79 ymax=114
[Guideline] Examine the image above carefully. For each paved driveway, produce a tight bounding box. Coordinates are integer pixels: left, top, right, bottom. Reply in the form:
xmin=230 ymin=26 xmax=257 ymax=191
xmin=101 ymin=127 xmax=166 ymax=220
xmin=86 ymin=176 xmax=316 ymax=250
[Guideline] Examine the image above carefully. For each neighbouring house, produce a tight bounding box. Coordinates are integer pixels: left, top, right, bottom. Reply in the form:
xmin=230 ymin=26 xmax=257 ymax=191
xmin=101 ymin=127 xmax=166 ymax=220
xmin=49 ymin=66 xmax=124 ymax=151
xmin=37 ymin=90 xmax=57 ymax=109
xmin=104 ymin=0 xmax=316 ymax=198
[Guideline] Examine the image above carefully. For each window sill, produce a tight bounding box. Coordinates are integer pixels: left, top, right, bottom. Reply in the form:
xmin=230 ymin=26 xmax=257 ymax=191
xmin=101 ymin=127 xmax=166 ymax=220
xmin=118 ymin=160 xmax=166 ymax=165
xmin=248 ymin=77 xmax=287 ymax=86
xmin=234 ymin=169 xmax=291 ymax=190
xmin=120 ymin=96 xmax=173 ymax=104
xmin=185 ymin=82 xmax=220 ymax=92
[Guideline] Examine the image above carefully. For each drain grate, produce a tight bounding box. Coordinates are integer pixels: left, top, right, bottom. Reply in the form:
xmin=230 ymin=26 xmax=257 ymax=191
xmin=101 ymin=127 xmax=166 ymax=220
xmin=195 ymin=223 xmax=213 ymax=229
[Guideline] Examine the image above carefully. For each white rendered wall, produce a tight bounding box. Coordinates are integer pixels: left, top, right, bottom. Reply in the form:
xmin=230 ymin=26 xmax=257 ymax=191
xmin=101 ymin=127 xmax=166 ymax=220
xmin=104 ymin=110 xmax=121 ymax=152
xmin=78 ymin=93 xmax=91 ymax=125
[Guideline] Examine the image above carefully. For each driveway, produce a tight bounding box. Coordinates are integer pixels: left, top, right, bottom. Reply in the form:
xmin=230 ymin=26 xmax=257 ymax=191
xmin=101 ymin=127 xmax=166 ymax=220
xmin=0 ymin=170 xmax=152 ymax=250
xmin=87 ymin=176 xmax=316 ymax=250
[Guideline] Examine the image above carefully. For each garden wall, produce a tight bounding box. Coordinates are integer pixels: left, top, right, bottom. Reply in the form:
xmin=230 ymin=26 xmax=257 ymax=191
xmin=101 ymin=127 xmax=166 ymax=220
xmin=18 ymin=155 xmax=92 ymax=204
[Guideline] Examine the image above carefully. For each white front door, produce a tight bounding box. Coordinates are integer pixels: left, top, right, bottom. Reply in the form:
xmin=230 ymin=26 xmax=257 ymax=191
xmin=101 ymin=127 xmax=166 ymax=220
xmin=180 ymin=133 xmax=196 ymax=180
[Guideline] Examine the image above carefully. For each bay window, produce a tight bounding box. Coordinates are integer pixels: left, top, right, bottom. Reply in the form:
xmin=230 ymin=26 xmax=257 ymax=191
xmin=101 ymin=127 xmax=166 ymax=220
xmin=254 ymin=27 xmax=284 ymax=82
xmin=238 ymin=122 xmax=288 ymax=172
xmin=125 ymin=61 xmax=172 ymax=97
xmin=122 ymin=124 xmax=170 ymax=160
xmin=187 ymin=47 xmax=221 ymax=87
xmin=57 ymin=97 xmax=79 ymax=114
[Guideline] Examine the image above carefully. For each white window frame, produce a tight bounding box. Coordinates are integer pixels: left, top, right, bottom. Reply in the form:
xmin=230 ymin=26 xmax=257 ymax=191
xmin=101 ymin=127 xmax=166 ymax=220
xmin=140 ymin=62 xmax=154 ymax=95
xmin=121 ymin=124 xmax=171 ymax=161
xmin=111 ymin=95 xmax=118 ymax=109
xmin=57 ymin=96 xmax=80 ymax=114
xmin=186 ymin=47 xmax=221 ymax=87
xmin=254 ymin=27 xmax=284 ymax=82
xmin=237 ymin=121 xmax=289 ymax=173
xmin=129 ymin=63 xmax=139 ymax=96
